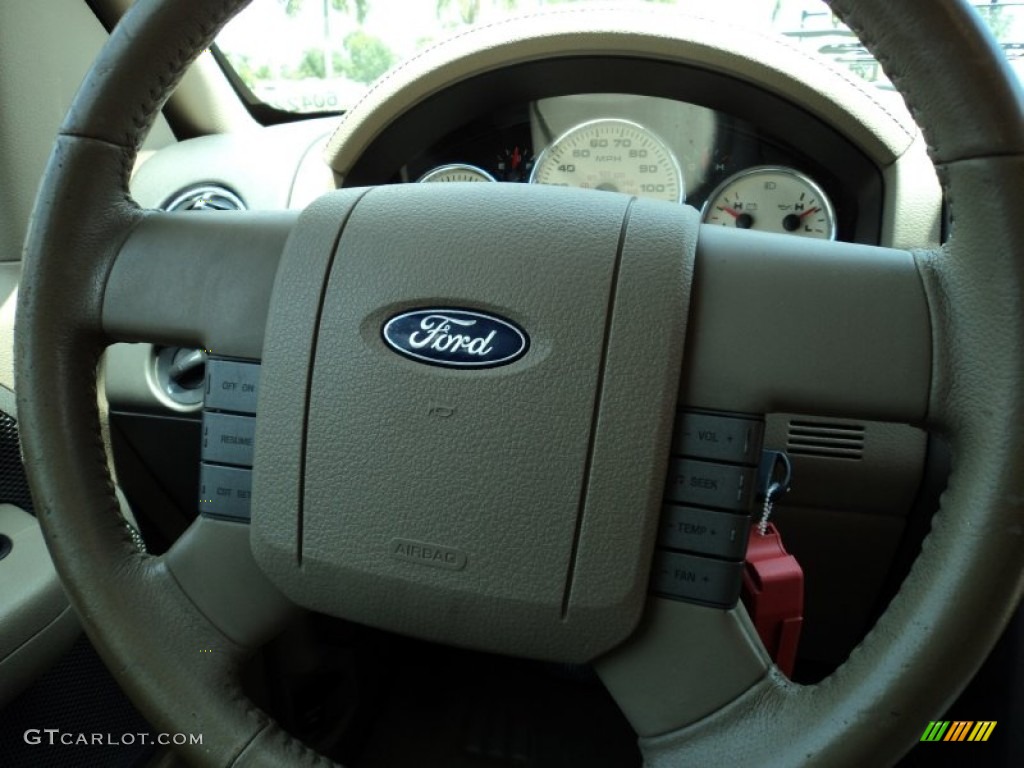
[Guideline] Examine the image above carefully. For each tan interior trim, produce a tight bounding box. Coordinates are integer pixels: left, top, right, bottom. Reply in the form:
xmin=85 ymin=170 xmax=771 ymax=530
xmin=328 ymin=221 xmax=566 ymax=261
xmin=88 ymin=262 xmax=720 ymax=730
xmin=93 ymin=0 xmax=257 ymax=136
xmin=326 ymin=7 xmax=919 ymax=177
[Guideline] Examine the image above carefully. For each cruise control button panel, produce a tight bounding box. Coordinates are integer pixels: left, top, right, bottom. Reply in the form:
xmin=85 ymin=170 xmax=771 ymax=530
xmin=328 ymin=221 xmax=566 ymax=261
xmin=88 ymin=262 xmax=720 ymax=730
xmin=199 ymin=357 xmax=261 ymax=522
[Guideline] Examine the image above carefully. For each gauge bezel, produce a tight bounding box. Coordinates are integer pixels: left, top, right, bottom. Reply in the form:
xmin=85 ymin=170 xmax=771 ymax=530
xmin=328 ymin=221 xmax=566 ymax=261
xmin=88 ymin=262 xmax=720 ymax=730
xmin=529 ymin=117 xmax=684 ymax=204
xmin=417 ymin=163 xmax=497 ymax=183
xmin=701 ymin=165 xmax=837 ymax=240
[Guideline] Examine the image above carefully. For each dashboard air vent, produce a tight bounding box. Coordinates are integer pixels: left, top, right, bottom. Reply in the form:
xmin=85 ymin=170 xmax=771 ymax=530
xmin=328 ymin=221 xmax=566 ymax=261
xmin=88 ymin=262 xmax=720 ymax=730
xmin=163 ymin=184 xmax=246 ymax=212
xmin=786 ymin=420 xmax=865 ymax=461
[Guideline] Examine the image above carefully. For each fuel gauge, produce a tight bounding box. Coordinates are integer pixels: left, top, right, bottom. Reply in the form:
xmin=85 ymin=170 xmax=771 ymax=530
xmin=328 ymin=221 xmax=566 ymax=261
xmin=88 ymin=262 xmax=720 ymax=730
xmin=702 ymin=166 xmax=836 ymax=240
xmin=418 ymin=164 xmax=496 ymax=183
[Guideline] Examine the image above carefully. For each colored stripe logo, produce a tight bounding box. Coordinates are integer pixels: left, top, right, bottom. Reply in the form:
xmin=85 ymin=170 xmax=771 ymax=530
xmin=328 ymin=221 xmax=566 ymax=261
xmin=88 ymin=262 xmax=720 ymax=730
xmin=920 ymin=721 xmax=996 ymax=742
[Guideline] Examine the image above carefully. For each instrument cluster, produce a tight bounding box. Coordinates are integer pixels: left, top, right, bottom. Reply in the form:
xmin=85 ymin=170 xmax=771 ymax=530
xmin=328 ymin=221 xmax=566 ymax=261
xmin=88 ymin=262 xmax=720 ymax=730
xmin=400 ymin=93 xmax=861 ymax=242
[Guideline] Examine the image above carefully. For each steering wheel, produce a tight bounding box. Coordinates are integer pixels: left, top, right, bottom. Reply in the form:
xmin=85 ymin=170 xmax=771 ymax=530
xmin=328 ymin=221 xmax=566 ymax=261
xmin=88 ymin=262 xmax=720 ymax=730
xmin=16 ymin=0 xmax=1024 ymax=765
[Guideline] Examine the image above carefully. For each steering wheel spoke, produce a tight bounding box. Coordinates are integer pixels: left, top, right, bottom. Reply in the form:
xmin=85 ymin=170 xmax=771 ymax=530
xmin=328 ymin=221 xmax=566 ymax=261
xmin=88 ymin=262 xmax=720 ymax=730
xmin=681 ymin=226 xmax=933 ymax=424
xmin=164 ymin=516 xmax=294 ymax=648
xmin=596 ymin=597 xmax=771 ymax=737
xmin=102 ymin=210 xmax=297 ymax=358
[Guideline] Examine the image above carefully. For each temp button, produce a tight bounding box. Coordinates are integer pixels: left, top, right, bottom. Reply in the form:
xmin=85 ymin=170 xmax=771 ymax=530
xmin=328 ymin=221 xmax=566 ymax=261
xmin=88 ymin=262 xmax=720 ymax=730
xmin=659 ymin=504 xmax=751 ymax=560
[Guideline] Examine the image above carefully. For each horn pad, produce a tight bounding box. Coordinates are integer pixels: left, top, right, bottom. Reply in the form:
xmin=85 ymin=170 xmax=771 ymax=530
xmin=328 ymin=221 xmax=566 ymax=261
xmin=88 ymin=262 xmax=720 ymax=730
xmin=253 ymin=184 xmax=695 ymax=662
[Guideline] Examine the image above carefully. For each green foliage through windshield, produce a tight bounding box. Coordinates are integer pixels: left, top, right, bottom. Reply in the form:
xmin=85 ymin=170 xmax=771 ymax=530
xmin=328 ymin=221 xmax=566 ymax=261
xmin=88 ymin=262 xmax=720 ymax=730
xmin=216 ymin=0 xmax=1024 ymax=113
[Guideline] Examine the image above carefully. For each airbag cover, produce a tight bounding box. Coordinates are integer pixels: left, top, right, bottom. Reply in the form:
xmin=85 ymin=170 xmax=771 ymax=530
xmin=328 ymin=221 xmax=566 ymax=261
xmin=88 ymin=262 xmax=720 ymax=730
xmin=253 ymin=184 xmax=695 ymax=662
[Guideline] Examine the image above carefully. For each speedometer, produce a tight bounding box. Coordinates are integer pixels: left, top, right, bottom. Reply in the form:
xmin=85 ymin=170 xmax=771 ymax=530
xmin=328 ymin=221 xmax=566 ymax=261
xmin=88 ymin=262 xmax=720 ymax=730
xmin=529 ymin=119 xmax=683 ymax=203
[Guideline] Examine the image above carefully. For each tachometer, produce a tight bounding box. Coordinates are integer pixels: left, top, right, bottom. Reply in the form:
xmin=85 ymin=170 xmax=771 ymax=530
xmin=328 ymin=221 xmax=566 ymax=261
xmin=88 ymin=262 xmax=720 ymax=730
xmin=703 ymin=166 xmax=836 ymax=239
xmin=529 ymin=119 xmax=683 ymax=203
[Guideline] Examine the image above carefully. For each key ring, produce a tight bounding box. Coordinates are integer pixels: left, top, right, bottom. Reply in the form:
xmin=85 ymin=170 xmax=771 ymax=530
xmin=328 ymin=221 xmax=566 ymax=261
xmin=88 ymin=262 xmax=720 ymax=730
xmin=757 ymin=451 xmax=792 ymax=535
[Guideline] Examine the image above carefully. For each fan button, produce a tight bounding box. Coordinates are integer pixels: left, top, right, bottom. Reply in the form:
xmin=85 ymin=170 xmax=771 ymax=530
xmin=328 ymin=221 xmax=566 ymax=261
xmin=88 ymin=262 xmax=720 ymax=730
xmin=650 ymin=550 xmax=745 ymax=608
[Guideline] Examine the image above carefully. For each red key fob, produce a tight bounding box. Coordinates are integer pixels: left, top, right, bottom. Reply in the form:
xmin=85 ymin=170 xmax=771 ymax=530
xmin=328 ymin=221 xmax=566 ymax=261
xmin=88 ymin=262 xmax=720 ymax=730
xmin=741 ymin=522 xmax=804 ymax=677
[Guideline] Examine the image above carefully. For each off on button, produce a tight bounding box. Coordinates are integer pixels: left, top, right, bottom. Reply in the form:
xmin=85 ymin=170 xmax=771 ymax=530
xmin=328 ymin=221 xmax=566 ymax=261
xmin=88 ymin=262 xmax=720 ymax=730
xmin=205 ymin=358 xmax=261 ymax=414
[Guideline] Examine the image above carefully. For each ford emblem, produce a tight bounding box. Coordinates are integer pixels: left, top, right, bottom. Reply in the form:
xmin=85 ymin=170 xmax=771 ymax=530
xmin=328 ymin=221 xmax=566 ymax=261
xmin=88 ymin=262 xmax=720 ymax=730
xmin=382 ymin=309 xmax=529 ymax=368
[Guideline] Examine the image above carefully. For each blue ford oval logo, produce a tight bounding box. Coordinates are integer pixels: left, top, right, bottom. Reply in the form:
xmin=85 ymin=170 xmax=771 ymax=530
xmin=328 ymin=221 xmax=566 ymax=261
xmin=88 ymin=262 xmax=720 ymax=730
xmin=382 ymin=309 xmax=528 ymax=368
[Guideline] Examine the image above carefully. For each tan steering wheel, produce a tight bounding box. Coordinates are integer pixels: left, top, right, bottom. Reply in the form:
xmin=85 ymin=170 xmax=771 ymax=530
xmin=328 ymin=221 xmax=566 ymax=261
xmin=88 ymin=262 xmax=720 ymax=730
xmin=16 ymin=0 xmax=1024 ymax=765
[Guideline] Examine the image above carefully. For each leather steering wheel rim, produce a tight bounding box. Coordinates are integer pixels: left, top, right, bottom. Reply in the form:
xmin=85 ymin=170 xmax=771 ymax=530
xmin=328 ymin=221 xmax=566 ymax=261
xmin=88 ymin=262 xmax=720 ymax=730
xmin=15 ymin=0 xmax=1024 ymax=766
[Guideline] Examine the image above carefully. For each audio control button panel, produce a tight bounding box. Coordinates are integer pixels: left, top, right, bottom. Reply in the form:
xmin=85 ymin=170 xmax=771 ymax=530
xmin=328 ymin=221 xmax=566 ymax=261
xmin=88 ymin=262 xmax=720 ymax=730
xmin=652 ymin=409 xmax=765 ymax=608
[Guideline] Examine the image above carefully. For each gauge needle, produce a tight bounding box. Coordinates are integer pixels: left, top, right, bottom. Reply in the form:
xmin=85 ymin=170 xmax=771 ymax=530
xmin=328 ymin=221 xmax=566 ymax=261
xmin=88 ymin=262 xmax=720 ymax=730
xmin=799 ymin=206 xmax=821 ymax=219
xmin=718 ymin=205 xmax=754 ymax=229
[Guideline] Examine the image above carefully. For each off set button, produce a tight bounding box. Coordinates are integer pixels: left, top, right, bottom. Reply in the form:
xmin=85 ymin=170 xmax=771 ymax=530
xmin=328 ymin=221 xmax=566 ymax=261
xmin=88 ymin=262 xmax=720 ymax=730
xmin=199 ymin=463 xmax=252 ymax=521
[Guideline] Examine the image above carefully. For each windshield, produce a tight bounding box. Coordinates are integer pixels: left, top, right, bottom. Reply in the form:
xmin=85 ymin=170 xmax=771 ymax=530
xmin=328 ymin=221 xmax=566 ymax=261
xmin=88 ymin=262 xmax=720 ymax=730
xmin=215 ymin=0 xmax=1024 ymax=114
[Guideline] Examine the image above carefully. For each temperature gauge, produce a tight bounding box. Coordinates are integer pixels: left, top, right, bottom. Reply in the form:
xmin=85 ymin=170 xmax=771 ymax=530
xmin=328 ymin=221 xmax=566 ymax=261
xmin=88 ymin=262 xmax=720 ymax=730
xmin=703 ymin=166 xmax=836 ymax=239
